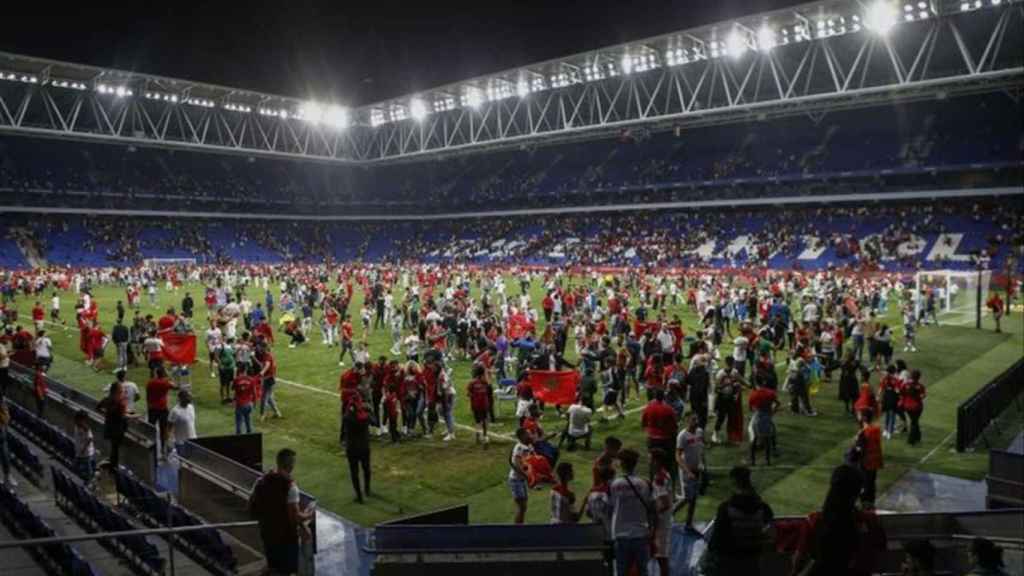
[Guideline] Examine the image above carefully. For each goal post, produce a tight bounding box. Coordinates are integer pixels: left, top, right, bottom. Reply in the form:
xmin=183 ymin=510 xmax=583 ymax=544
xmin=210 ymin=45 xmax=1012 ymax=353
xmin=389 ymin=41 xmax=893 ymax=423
xmin=914 ymin=269 xmax=991 ymax=328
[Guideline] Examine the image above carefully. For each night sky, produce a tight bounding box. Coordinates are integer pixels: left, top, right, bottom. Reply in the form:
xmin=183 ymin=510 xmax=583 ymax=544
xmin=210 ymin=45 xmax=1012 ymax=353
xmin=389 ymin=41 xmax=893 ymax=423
xmin=2 ymin=0 xmax=806 ymax=106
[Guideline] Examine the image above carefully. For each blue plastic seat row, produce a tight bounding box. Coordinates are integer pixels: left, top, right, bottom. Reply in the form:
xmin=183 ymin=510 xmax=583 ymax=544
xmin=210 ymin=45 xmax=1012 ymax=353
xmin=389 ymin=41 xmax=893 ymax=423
xmin=0 ymin=483 xmax=101 ymax=576
xmin=52 ymin=467 xmax=165 ymax=575
xmin=7 ymin=401 xmax=77 ymax=466
xmin=113 ymin=468 xmax=238 ymax=575
xmin=5 ymin=431 xmax=45 ymax=482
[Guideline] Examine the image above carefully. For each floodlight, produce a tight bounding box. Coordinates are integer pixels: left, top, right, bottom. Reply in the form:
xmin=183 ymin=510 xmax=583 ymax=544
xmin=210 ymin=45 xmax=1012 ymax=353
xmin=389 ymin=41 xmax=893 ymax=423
xmin=757 ymin=26 xmax=776 ymax=51
xmin=324 ymin=105 xmax=349 ymax=129
xmin=919 ymin=10 xmax=928 ymax=17
xmin=917 ymin=1 xmax=926 ymax=7
xmin=300 ymin=101 xmax=325 ymax=123
xmin=115 ymin=86 xmax=127 ymax=97
xmin=974 ymin=0 xmax=981 ymax=7
xmin=621 ymin=54 xmax=633 ymax=74
xmin=516 ymin=81 xmax=530 ymax=98
xmin=409 ymin=98 xmax=427 ymax=121
xmin=465 ymin=88 xmax=483 ymax=109
xmin=725 ymin=30 xmax=747 ymax=58
xmin=864 ymin=1 xmax=898 ymax=34
xmin=991 ymin=0 xmax=1001 ymax=4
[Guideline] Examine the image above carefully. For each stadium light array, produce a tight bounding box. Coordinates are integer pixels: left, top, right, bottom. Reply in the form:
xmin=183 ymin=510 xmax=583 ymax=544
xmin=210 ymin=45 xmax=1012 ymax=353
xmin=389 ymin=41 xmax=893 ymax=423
xmin=433 ymin=95 xmax=456 ymax=113
xmin=461 ymin=87 xmax=483 ymax=109
xmin=369 ymin=109 xmax=387 ymax=127
xmin=185 ymin=97 xmax=215 ymax=108
xmin=409 ymin=98 xmax=427 ymax=121
xmin=258 ymin=107 xmax=289 ymax=119
xmin=725 ymin=30 xmax=750 ymax=58
xmin=96 ymin=83 xmax=133 ymax=97
xmin=516 ymin=80 xmax=531 ymax=98
xmin=223 ymin=102 xmax=251 ymax=113
xmin=145 ymin=91 xmax=179 ymax=103
xmin=864 ymin=1 xmax=899 ymax=34
xmin=757 ymin=26 xmax=777 ymax=52
xmin=3 ymin=73 xmax=39 ymax=84
xmin=50 ymin=79 xmax=87 ymax=90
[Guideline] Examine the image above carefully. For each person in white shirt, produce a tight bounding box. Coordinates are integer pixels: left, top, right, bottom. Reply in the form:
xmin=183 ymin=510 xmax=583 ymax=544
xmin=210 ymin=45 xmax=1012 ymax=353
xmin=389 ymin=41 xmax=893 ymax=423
xmin=560 ymin=400 xmax=593 ymax=451
xmin=104 ymin=370 xmax=141 ymax=407
xmin=33 ymin=331 xmax=53 ymax=370
xmin=732 ymin=334 xmax=749 ymax=377
xmin=675 ymin=413 xmax=705 ymax=530
xmin=205 ymin=323 xmax=223 ymax=377
xmin=168 ymin=391 xmax=197 ymax=452
xmin=802 ymin=300 xmax=819 ymax=324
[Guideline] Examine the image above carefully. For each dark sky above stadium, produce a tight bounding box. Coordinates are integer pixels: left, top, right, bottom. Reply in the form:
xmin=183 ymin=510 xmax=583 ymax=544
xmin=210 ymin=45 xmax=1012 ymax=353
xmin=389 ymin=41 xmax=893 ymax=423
xmin=3 ymin=0 xmax=806 ymax=106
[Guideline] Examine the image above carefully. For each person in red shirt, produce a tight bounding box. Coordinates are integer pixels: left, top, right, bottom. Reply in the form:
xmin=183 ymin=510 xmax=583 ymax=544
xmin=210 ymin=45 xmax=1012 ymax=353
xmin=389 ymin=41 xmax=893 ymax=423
xmin=233 ymin=366 xmax=257 ymax=434
xmin=259 ymin=350 xmax=282 ymax=422
xmin=31 ymin=301 xmax=45 ymax=332
xmin=986 ymin=293 xmax=1004 ymax=333
xmin=87 ymin=321 xmax=107 ymax=372
xmin=254 ymin=319 xmax=274 ymax=347
xmin=876 ymin=365 xmax=900 ymax=438
xmin=157 ymin=308 xmax=177 ymax=333
xmin=339 ymin=317 xmax=354 ymax=366
xmin=467 ymin=365 xmax=491 ymax=445
xmin=643 ymin=354 xmax=668 ymax=401
xmin=747 ymin=384 xmax=780 ymax=466
xmin=146 ymin=366 xmax=177 ymax=430
xmin=33 ymin=365 xmax=48 ymax=418
xmin=381 ymin=386 xmax=400 ymax=443
xmin=541 ymin=293 xmax=555 ymax=324
xmin=853 ymin=409 xmax=883 ymax=508
xmin=900 ymin=370 xmax=927 ymax=446
xmin=641 ymin=389 xmax=678 ymax=485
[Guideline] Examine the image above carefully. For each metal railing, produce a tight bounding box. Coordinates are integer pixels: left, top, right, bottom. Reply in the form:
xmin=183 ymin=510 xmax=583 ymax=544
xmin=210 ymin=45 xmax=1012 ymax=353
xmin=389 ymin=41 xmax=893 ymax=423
xmin=956 ymin=359 xmax=1024 ymax=451
xmin=0 ymin=520 xmax=260 ymax=576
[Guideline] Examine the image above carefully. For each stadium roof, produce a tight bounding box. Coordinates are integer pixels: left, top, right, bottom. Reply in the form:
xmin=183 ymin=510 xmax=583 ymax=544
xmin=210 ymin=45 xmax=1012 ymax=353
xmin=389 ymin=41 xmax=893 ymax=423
xmin=0 ymin=0 xmax=1021 ymax=163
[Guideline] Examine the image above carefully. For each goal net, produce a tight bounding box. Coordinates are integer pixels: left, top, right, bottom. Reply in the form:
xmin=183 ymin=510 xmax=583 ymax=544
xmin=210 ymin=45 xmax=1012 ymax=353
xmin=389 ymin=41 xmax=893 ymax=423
xmin=143 ymin=258 xmax=197 ymax=268
xmin=914 ymin=269 xmax=991 ymax=327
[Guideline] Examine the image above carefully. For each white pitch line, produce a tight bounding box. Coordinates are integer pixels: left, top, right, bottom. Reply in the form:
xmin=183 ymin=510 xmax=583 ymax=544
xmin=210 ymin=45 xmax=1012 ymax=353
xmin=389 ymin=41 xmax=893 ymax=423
xmin=920 ymin=429 xmax=956 ymax=464
xmin=41 ymin=319 xmax=515 ymax=442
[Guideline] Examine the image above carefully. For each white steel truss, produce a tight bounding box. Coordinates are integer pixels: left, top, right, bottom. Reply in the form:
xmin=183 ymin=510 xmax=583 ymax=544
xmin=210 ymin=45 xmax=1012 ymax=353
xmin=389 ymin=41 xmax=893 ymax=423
xmin=0 ymin=0 xmax=1021 ymax=164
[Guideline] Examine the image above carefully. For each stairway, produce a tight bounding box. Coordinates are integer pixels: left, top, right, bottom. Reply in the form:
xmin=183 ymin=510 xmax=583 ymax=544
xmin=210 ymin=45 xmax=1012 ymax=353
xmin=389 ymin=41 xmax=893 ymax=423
xmin=9 ymin=227 xmax=46 ymax=268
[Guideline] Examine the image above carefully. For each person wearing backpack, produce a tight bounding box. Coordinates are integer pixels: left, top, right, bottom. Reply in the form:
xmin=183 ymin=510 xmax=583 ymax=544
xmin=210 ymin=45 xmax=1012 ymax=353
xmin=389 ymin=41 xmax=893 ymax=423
xmin=609 ymin=448 xmax=655 ymax=576
xmin=249 ymin=449 xmax=314 ymax=576
xmin=701 ymin=466 xmax=774 ymax=576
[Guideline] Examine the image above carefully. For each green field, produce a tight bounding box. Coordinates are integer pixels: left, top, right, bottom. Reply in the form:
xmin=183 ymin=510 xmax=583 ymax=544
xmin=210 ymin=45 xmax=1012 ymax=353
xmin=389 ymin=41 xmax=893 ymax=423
xmin=8 ymin=277 xmax=1022 ymax=527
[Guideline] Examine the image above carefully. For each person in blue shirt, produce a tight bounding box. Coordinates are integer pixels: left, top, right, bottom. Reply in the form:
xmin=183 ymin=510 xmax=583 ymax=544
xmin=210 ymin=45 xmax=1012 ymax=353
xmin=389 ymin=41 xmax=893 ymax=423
xmin=250 ymin=303 xmax=266 ymax=328
xmin=265 ymin=290 xmax=275 ymax=322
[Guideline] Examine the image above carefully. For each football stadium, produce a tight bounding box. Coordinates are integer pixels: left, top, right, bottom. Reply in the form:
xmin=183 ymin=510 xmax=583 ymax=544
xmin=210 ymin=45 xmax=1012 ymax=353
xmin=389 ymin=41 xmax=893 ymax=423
xmin=0 ymin=0 xmax=1022 ymax=574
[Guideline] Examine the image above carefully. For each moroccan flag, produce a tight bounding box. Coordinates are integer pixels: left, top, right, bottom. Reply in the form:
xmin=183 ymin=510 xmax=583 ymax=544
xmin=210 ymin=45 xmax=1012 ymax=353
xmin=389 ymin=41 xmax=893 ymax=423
xmin=526 ymin=370 xmax=580 ymax=406
xmin=161 ymin=333 xmax=198 ymax=365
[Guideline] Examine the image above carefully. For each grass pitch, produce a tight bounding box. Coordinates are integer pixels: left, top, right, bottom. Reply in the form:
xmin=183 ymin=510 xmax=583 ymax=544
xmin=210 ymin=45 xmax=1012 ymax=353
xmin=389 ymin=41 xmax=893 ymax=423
xmin=8 ymin=278 xmax=1022 ymax=527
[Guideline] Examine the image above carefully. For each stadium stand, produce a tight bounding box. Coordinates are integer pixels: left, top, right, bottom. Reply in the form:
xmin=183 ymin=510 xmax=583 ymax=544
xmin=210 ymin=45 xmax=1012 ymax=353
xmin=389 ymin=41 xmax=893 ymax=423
xmin=51 ymin=467 xmax=166 ymax=575
xmin=112 ymin=467 xmax=239 ymax=576
xmin=2 ymin=199 xmax=1020 ymax=272
xmin=0 ymin=484 xmax=100 ymax=576
xmin=1 ymin=94 xmax=1020 ymax=215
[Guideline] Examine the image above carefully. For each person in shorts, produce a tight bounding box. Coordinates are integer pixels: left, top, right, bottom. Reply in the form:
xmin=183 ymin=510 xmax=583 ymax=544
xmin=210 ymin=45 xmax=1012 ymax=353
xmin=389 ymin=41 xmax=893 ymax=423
xmin=508 ymin=427 xmax=535 ymax=524
xmin=675 ymin=412 xmax=705 ymax=531
xmin=467 ymin=365 xmax=491 ymax=445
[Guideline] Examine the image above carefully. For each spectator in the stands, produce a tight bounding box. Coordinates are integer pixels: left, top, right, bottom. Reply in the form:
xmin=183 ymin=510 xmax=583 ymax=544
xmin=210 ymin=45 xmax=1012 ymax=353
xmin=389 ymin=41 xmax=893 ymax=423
xmin=97 ymin=379 xmax=135 ymax=470
xmin=72 ymin=409 xmax=96 ymax=484
xmin=168 ymin=390 xmax=197 ymax=454
xmin=701 ymin=466 xmax=774 ymax=576
xmin=967 ymin=537 xmax=1011 ymax=576
xmin=249 ymin=448 xmax=314 ymax=576
xmin=900 ymin=539 xmax=937 ymax=576
xmin=0 ymin=391 xmax=14 ymax=487
xmin=791 ymin=464 xmax=887 ymax=576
